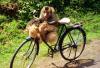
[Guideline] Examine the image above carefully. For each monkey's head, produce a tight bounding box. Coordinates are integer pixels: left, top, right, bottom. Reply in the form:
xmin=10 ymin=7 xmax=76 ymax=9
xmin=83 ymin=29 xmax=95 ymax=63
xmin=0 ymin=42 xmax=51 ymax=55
xmin=39 ymin=6 xmax=55 ymax=20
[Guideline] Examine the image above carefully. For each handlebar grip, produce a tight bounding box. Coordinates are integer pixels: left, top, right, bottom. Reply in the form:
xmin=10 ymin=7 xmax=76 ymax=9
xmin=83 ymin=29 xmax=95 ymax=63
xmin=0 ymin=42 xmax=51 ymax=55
xmin=48 ymin=21 xmax=56 ymax=24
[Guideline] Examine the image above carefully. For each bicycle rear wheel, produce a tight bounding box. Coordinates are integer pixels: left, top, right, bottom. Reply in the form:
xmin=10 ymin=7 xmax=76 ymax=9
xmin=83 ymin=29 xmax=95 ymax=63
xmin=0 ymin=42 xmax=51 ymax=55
xmin=10 ymin=37 xmax=38 ymax=68
xmin=59 ymin=27 xmax=86 ymax=61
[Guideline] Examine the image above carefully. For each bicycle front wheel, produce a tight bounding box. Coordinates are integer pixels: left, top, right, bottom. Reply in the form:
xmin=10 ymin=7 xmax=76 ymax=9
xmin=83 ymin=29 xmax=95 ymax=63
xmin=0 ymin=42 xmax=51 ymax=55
xmin=10 ymin=37 xmax=38 ymax=68
xmin=59 ymin=27 xmax=86 ymax=61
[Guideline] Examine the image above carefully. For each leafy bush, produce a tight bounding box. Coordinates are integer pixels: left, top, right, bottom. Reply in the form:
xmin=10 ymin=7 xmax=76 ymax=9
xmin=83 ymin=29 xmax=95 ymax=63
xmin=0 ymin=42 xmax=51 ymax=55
xmin=17 ymin=20 xmax=27 ymax=29
xmin=18 ymin=1 xmax=43 ymax=21
xmin=0 ymin=15 xmax=7 ymax=23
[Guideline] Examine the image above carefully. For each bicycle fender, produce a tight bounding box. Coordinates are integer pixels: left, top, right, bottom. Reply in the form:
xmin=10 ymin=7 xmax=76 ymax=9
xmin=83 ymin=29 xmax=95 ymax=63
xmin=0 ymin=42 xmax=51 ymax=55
xmin=73 ymin=24 xmax=81 ymax=28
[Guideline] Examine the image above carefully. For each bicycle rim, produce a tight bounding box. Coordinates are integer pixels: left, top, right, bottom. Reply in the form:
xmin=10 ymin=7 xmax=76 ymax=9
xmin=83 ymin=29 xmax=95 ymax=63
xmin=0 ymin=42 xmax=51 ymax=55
xmin=10 ymin=39 xmax=37 ymax=68
xmin=59 ymin=27 xmax=86 ymax=61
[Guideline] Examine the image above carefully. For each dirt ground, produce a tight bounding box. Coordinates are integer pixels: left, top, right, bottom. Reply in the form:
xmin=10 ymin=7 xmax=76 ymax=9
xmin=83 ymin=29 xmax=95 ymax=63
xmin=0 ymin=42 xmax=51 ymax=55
xmin=33 ymin=39 xmax=100 ymax=68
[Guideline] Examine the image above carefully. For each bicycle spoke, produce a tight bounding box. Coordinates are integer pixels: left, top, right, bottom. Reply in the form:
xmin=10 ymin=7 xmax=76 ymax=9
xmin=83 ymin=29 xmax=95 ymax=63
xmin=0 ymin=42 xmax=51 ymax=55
xmin=68 ymin=47 xmax=72 ymax=57
xmin=59 ymin=27 xmax=86 ymax=60
xmin=74 ymin=47 xmax=77 ymax=59
xmin=23 ymin=41 xmax=32 ymax=56
xmin=25 ymin=42 xmax=35 ymax=60
xmin=68 ymin=33 xmax=78 ymax=50
xmin=62 ymin=44 xmax=70 ymax=50
xmin=10 ymin=39 xmax=37 ymax=68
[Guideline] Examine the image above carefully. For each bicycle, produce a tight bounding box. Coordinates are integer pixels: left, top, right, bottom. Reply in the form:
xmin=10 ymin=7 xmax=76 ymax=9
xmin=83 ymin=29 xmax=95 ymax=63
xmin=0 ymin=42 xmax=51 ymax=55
xmin=10 ymin=19 xmax=86 ymax=68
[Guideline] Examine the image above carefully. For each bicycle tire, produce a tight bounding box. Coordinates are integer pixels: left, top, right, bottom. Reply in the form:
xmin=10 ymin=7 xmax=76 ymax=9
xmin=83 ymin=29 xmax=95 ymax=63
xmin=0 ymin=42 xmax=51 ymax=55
xmin=59 ymin=27 xmax=86 ymax=61
xmin=10 ymin=38 xmax=38 ymax=68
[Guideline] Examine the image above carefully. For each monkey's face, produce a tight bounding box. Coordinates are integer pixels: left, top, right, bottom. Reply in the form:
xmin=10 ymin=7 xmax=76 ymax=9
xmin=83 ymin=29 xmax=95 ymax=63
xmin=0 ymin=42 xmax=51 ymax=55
xmin=43 ymin=7 xmax=52 ymax=20
xmin=44 ymin=10 xmax=52 ymax=19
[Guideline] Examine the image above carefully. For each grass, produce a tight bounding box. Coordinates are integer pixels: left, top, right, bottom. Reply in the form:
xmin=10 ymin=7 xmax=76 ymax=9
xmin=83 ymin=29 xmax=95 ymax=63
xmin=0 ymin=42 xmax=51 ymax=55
xmin=0 ymin=12 xmax=100 ymax=68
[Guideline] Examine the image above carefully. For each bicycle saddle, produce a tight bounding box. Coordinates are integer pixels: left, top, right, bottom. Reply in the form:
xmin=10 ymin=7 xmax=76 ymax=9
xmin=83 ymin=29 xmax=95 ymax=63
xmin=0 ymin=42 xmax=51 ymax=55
xmin=58 ymin=18 xmax=70 ymax=24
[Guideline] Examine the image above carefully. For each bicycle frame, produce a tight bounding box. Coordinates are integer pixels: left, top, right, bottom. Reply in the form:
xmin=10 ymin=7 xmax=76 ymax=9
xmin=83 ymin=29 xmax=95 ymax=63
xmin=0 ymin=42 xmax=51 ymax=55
xmin=26 ymin=24 xmax=82 ymax=55
xmin=10 ymin=22 xmax=86 ymax=68
xmin=40 ymin=24 xmax=68 ymax=53
xmin=41 ymin=24 xmax=83 ymax=53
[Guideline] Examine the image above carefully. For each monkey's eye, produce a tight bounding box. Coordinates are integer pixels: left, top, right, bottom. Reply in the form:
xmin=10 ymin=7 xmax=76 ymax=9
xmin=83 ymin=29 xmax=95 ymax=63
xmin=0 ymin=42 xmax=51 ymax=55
xmin=44 ymin=11 xmax=49 ymax=14
xmin=43 ymin=11 xmax=46 ymax=13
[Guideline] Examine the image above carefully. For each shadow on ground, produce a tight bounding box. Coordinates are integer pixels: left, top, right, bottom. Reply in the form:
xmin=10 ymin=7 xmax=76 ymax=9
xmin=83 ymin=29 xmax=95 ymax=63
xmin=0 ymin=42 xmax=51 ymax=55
xmin=51 ymin=59 xmax=95 ymax=68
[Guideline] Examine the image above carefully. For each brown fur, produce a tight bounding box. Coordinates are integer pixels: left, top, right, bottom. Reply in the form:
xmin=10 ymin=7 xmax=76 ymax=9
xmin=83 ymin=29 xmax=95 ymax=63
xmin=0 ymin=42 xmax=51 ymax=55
xmin=39 ymin=6 xmax=58 ymax=21
xmin=26 ymin=6 xmax=59 ymax=44
xmin=39 ymin=21 xmax=58 ymax=42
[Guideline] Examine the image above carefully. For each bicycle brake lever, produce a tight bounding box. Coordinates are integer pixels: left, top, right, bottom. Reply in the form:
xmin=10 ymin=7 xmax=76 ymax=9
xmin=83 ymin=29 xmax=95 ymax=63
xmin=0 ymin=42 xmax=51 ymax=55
xmin=48 ymin=21 xmax=55 ymax=24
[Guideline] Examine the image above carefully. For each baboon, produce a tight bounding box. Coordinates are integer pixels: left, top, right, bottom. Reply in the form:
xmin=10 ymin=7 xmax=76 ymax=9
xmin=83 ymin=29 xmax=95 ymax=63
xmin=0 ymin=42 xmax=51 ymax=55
xmin=27 ymin=6 xmax=59 ymax=44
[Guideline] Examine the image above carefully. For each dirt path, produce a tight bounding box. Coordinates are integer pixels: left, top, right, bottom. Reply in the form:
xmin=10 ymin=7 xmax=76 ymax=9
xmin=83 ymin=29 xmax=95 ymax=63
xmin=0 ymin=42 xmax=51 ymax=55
xmin=33 ymin=40 xmax=100 ymax=68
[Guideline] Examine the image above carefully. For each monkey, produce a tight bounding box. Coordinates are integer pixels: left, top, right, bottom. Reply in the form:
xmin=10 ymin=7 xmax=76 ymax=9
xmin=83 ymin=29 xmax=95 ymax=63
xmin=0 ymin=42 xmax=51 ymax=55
xmin=27 ymin=6 xmax=59 ymax=44
xmin=38 ymin=21 xmax=58 ymax=44
xmin=27 ymin=6 xmax=59 ymax=27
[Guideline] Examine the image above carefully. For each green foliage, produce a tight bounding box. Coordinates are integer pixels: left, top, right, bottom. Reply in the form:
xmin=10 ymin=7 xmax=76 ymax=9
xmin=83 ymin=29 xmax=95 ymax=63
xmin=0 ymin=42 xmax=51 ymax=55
xmin=0 ymin=0 xmax=10 ymax=3
xmin=0 ymin=20 xmax=27 ymax=45
xmin=18 ymin=1 xmax=44 ymax=21
xmin=18 ymin=2 xmax=34 ymax=21
xmin=17 ymin=20 xmax=27 ymax=29
xmin=0 ymin=15 xmax=7 ymax=23
xmin=0 ymin=0 xmax=100 ymax=21
xmin=0 ymin=0 xmax=100 ymax=68
xmin=83 ymin=13 xmax=100 ymax=33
